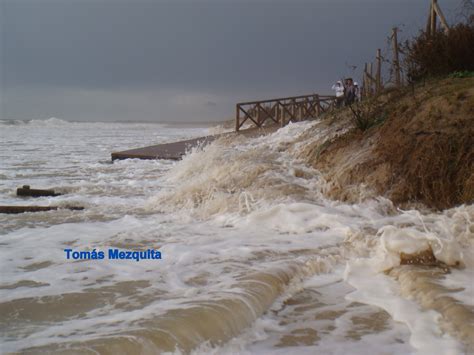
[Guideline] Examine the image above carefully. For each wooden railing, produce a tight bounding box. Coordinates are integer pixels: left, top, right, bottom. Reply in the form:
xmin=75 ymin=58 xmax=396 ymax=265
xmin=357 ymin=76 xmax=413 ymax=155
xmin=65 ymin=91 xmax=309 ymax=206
xmin=235 ymin=94 xmax=336 ymax=131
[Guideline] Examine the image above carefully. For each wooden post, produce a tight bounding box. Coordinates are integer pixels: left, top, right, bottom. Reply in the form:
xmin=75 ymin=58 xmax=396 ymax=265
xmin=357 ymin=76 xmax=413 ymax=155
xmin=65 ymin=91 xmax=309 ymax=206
xmin=280 ymin=102 xmax=285 ymax=127
xmin=426 ymin=2 xmax=432 ymax=35
xmin=0 ymin=205 xmax=84 ymax=214
xmin=392 ymin=27 xmax=401 ymax=87
xmin=17 ymin=185 xmax=61 ymax=197
xmin=432 ymin=0 xmax=449 ymax=32
xmin=275 ymin=103 xmax=280 ymax=126
xmin=430 ymin=0 xmax=437 ymax=34
xmin=256 ymin=104 xmax=261 ymax=127
xmin=363 ymin=63 xmax=368 ymax=98
xmin=315 ymin=95 xmax=321 ymax=115
xmin=376 ymin=48 xmax=382 ymax=93
xmin=291 ymin=99 xmax=296 ymax=122
xmin=235 ymin=104 xmax=240 ymax=131
xmin=368 ymin=62 xmax=373 ymax=95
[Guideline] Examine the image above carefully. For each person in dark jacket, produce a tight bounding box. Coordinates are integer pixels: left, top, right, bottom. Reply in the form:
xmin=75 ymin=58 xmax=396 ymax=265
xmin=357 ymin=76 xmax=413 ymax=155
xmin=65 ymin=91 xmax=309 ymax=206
xmin=344 ymin=78 xmax=356 ymax=106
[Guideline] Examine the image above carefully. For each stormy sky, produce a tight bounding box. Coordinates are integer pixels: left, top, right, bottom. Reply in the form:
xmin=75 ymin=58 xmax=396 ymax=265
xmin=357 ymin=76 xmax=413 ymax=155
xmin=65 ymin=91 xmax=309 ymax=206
xmin=0 ymin=0 xmax=466 ymax=122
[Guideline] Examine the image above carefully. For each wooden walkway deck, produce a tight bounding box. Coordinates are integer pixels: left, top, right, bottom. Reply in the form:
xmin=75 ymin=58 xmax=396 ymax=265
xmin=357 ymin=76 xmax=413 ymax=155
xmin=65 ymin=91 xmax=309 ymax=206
xmin=112 ymin=136 xmax=215 ymax=161
xmin=112 ymin=91 xmax=334 ymax=161
xmin=111 ymin=126 xmax=279 ymax=161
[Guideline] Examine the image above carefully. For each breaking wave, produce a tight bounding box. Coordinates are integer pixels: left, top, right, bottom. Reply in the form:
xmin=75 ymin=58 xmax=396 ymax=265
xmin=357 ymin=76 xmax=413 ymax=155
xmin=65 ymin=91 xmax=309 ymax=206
xmin=145 ymin=119 xmax=474 ymax=353
xmin=147 ymin=121 xmax=337 ymax=218
xmin=0 ymin=117 xmax=71 ymax=126
xmin=1 ymin=118 xmax=473 ymax=354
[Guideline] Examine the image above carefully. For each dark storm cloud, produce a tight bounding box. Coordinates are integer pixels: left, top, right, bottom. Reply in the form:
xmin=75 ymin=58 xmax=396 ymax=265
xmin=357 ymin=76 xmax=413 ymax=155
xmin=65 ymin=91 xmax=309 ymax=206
xmin=0 ymin=0 xmax=464 ymax=121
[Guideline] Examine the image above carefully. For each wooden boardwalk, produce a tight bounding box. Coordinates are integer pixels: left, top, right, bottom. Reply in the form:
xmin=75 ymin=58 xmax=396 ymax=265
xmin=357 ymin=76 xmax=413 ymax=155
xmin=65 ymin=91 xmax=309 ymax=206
xmin=111 ymin=126 xmax=279 ymax=161
xmin=112 ymin=136 xmax=215 ymax=161
xmin=112 ymin=91 xmax=334 ymax=161
xmin=235 ymin=93 xmax=335 ymax=131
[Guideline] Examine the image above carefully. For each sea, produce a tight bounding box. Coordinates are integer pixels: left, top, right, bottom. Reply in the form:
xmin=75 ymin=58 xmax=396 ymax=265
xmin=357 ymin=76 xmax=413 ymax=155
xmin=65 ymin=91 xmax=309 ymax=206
xmin=0 ymin=118 xmax=472 ymax=354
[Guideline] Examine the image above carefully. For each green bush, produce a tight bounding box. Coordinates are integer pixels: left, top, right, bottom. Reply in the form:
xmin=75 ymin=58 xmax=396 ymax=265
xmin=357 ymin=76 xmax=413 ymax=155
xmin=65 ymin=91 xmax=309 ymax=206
xmin=450 ymin=70 xmax=474 ymax=78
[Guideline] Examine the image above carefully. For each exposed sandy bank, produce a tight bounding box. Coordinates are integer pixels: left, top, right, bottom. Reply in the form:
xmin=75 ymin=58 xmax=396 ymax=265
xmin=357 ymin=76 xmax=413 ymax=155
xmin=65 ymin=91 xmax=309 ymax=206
xmin=299 ymin=77 xmax=474 ymax=210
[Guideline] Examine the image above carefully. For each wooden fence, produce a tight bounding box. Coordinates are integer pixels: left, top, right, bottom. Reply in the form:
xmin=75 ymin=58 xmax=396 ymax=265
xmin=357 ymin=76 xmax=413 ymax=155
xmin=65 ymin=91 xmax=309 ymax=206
xmin=363 ymin=0 xmax=449 ymax=97
xmin=235 ymin=94 xmax=335 ymax=131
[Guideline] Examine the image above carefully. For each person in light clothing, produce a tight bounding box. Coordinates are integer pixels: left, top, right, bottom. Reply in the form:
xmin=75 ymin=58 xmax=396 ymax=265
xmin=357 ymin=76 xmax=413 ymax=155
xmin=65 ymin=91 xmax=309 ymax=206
xmin=331 ymin=81 xmax=344 ymax=108
xmin=354 ymin=81 xmax=361 ymax=102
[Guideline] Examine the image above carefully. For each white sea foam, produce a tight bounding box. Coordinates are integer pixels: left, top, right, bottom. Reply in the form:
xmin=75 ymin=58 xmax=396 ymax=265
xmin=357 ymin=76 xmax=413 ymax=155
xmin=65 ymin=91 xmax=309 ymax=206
xmin=0 ymin=117 xmax=72 ymax=126
xmin=1 ymin=119 xmax=472 ymax=354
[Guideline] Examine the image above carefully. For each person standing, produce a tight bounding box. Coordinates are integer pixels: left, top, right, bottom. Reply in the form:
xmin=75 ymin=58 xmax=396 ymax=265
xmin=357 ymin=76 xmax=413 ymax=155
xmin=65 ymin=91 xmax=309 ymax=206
xmin=344 ymin=78 xmax=356 ymax=106
xmin=331 ymin=81 xmax=345 ymax=108
xmin=353 ymin=81 xmax=361 ymax=102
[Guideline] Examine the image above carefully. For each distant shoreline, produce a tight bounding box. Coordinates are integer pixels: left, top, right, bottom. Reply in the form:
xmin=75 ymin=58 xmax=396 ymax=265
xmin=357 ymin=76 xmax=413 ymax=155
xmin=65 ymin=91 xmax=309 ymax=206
xmin=0 ymin=118 xmax=228 ymax=128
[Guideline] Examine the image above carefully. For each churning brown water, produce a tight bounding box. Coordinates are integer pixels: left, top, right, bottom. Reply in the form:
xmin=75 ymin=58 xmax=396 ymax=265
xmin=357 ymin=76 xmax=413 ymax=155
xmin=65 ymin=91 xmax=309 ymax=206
xmin=1 ymin=119 xmax=472 ymax=354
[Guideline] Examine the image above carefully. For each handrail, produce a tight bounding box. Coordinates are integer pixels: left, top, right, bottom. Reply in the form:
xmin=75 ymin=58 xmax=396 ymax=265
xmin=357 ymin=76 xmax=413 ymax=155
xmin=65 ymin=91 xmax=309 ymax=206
xmin=238 ymin=93 xmax=335 ymax=106
xmin=235 ymin=93 xmax=336 ymax=131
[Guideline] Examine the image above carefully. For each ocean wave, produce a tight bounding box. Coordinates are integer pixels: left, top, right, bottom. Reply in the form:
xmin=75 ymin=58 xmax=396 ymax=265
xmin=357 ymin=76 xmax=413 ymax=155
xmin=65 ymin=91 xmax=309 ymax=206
xmin=147 ymin=116 xmax=474 ymax=352
xmin=2 ymin=114 xmax=473 ymax=353
xmin=344 ymin=204 xmax=474 ymax=353
xmin=0 ymin=117 xmax=71 ymax=127
xmin=146 ymin=121 xmax=338 ymax=218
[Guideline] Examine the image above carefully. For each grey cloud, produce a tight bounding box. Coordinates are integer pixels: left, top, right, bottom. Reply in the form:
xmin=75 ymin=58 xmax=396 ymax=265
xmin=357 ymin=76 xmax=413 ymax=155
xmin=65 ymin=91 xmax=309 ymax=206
xmin=1 ymin=0 xmax=464 ymax=122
